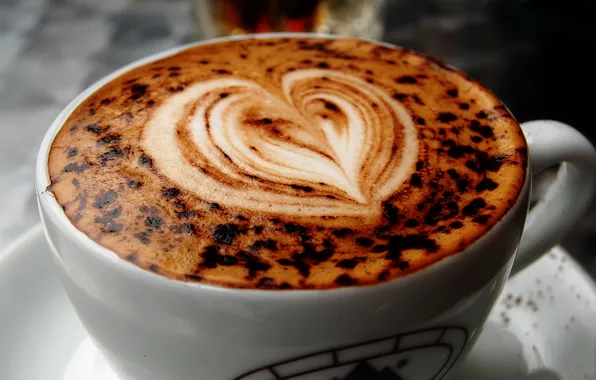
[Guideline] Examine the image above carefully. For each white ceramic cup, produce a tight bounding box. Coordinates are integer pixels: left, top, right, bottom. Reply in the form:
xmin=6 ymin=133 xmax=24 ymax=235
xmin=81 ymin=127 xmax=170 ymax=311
xmin=36 ymin=34 xmax=596 ymax=380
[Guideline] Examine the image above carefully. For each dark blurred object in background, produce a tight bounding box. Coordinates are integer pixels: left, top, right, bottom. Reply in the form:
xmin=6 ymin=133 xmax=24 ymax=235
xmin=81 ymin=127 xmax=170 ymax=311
xmin=196 ymin=0 xmax=385 ymax=40
xmin=490 ymin=0 xmax=596 ymax=141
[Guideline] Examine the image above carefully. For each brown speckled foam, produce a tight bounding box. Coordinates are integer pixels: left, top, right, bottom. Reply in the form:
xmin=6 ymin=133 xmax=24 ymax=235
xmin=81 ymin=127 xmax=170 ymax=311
xmin=47 ymin=37 xmax=527 ymax=289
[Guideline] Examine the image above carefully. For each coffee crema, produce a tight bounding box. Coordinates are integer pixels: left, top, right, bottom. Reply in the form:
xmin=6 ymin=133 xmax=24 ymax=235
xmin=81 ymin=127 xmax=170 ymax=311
xmin=47 ymin=37 xmax=527 ymax=289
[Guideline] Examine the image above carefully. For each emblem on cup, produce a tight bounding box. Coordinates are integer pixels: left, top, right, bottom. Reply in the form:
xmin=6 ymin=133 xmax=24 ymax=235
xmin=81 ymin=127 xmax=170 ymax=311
xmin=235 ymin=326 xmax=467 ymax=380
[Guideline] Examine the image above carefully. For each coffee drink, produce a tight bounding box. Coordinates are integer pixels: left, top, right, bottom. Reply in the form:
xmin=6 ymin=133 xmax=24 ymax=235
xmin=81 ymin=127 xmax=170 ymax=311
xmin=47 ymin=37 xmax=527 ymax=289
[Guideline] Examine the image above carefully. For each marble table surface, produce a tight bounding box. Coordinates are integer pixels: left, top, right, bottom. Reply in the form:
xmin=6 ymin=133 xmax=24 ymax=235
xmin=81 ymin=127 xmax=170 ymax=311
xmin=1 ymin=0 xmax=595 ymax=272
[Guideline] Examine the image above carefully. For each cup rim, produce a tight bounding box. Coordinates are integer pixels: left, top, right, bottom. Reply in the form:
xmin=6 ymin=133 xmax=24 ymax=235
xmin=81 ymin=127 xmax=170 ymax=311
xmin=35 ymin=32 xmax=530 ymax=298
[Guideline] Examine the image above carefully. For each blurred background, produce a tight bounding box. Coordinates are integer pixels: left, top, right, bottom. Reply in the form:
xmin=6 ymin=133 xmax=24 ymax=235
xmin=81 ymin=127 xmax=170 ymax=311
xmin=0 ymin=0 xmax=594 ymax=270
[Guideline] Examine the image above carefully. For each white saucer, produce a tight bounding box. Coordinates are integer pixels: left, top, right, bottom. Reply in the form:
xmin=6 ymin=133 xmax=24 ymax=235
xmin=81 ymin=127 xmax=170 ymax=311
xmin=1 ymin=225 xmax=595 ymax=380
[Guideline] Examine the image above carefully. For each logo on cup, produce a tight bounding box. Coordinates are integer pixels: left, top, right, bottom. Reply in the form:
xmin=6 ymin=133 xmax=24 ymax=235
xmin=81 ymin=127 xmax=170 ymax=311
xmin=235 ymin=326 xmax=467 ymax=380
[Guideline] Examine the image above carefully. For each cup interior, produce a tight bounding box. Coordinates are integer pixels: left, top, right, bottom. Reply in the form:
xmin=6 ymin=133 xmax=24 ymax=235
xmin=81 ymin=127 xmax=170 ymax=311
xmin=35 ymin=33 xmax=531 ymax=301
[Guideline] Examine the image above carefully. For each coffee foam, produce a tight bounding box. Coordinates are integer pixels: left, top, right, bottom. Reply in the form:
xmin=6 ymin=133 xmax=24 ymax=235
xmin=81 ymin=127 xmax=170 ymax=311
xmin=47 ymin=37 xmax=527 ymax=289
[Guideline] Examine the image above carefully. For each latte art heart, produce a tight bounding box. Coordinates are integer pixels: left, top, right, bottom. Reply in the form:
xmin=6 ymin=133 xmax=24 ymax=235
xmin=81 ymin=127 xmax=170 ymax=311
xmin=143 ymin=69 xmax=418 ymax=223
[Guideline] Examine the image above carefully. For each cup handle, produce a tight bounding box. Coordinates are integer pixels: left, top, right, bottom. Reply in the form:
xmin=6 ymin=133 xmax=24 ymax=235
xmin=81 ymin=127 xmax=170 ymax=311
xmin=510 ymin=120 xmax=596 ymax=275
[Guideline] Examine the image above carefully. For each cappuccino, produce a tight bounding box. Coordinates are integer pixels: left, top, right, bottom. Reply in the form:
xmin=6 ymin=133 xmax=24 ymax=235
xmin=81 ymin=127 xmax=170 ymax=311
xmin=47 ymin=37 xmax=527 ymax=289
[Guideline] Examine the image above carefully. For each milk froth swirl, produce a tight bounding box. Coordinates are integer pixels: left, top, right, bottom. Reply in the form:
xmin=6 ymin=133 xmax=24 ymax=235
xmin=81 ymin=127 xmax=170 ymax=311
xmin=143 ymin=69 xmax=418 ymax=223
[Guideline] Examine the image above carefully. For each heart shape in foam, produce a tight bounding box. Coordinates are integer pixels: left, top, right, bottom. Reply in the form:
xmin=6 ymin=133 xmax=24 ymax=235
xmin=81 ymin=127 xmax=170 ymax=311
xmin=143 ymin=69 xmax=418 ymax=224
